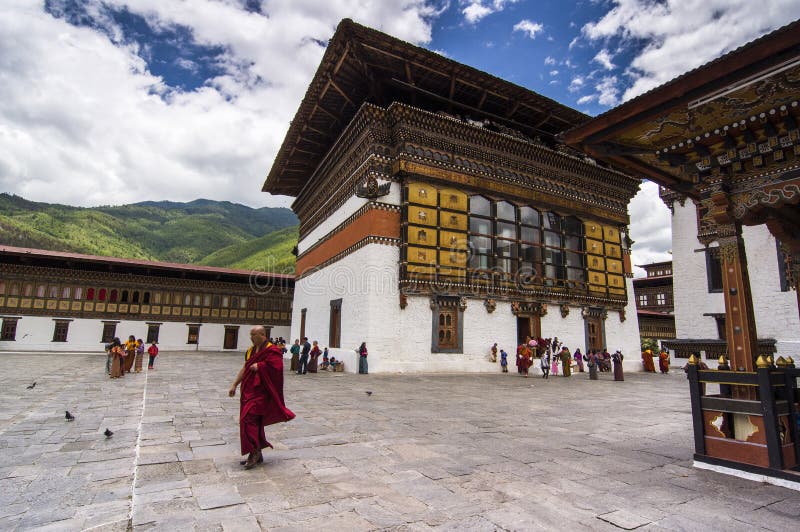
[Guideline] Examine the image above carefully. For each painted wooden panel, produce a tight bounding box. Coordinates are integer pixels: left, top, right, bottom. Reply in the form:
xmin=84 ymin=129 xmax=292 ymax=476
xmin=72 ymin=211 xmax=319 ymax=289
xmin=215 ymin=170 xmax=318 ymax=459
xmin=584 ymin=222 xmax=604 ymax=240
xmin=441 ymin=212 xmax=467 ymax=231
xmin=587 ymin=255 xmax=606 ymax=271
xmin=603 ymin=225 xmax=621 ymax=243
xmin=438 ymin=267 xmax=466 ymax=278
xmin=408 ymin=225 xmax=437 ymax=246
xmin=586 ymin=238 xmax=604 ymax=255
xmin=408 ymin=206 xmax=437 ymax=227
xmin=588 ymin=271 xmax=606 ymax=286
xmin=607 ymin=274 xmax=625 ymax=289
xmin=604 ymin=243 xmax=622 ymax=259
xmin=408 ymin=246 xmax=437 ymax=265
xmin=407 ymin=264 xmax=436 ymax=274
xmin=438 ymin=188 xmax=468 ymax=211
xmin=440 ymin=250 xmax=468 ymax=268
xmin=606 ymin=259 xmax=623 ymax=275
xmin=408 ymin=182 xmax=437 ymax=206
xmin=439 ymin=230 xmax=468 ymax=250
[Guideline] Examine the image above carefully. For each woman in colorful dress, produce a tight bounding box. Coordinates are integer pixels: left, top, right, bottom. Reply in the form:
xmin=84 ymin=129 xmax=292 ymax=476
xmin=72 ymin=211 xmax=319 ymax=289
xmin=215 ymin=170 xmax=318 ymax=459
xmin=358 ymin=342 xmax=368 ymax=374
xmin=110 ymin=338 xmax=124 ymax=378
xmin=124 ymin=335 xmax=136 ymax=373
xmin=134 ymin=338 xmax=145 ymax=373
xmin=308 ymin=341 xmax=321 ymax=373
xmin=573 ymin=348 xmax=584 ymax=373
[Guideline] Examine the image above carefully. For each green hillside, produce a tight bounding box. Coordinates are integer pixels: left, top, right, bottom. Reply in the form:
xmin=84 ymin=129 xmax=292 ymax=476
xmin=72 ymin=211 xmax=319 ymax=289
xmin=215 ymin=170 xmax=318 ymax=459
xmin=0 ymin=193 xmax=298 ymax=272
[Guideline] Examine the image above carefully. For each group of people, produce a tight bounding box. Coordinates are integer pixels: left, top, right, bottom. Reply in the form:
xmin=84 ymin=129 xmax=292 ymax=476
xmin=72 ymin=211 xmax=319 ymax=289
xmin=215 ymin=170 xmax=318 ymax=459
xmin=106 ymin=335 xmax=159 ymax=378
xmin=641 ymin=349 xmax=670 ymax=373
xmin=288 ymin=338 xmax=368 ymax=374
xmin=491 ymin=337 xmax=625 ymax=381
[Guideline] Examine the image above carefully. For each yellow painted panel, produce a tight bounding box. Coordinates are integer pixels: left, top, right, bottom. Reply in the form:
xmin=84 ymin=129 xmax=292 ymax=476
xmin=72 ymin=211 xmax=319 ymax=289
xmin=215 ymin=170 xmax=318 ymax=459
xmin=58 ymin=301 xmax=69 ymax=310
xmin=440 ymin=250 xmax=468 ymax=268
xmin=222 ymin=309 xmax=229 ymax=318
xmin=439 ymin=230 xmax=468 ymax=250
xmin=603 ymin=225 xmax=621 ymax=243
xmin=588 ymin=271 xmax=606 ymax=286
xmin=408 ymin=205 xmax=437 ymax=226
xmin=441 ymin=212 xmax=467 ymax=231
xmin=608 ymin=287 xmax=626 ymax=296
xmin=586 ymin=238 xmax=604 ymax=255
xmin=281 ymin=312 xmax=289 ymax=321
xmin=182 ymin=307 xmax=191 ymax=316
xmin=96 ymin=303 xmax=106 ymax=312
xmin=407 ymin=264 xmax=436 ymax=274
xmin=202 ymin=308 xmax=210 ymax=317
xmin=6 ymin=297 xmax=18 ymax=307
xmin=607 ymin=274 xmax=625 ymax=289
xmin=212 ymin=309 xmax=220 ymax=317
xmin=408 ymin=225 xmax=437 ymax=246
xmin=230 ymin=310 xmax=238 ymax=318
xmin=438 ymin=267 xmax=466 ymax=278
xmin=141 ymin=305 xmax=150 ymax=313
xmin=192 ymin=308 xmax=201 ymax=316
xmin=0 ymin=296 xmax=4 ymax=306
xmin=584 ymin=222 xmax=603 ymax=240
xmin=606 ymin=259 xmax=623 ymax=275
xmin=587 ymin=255 xmax=605 ymax=271
xmin=21 ymin=298 xmax=33 ymax=308
xmin=408 ymin=182 xmax=437 ymax=206
xmin=119 ymin=304 xmax=129 ymax=313
xmin=83 ymin=302 xmax=94 ymax=311
xmin=439 ymin=188 xmax=468 ymax=211
xmin=247 ymin=311 xmax=255 ymax=319
xmin=588 ymin=284 xmax=606 ymax=293
xmin=70 ymin=301 xmax=81 ymax=311
xmin=152 ymin=305 xmax=161 ymax=314
xmin=131 ymin=304 xmax=140 ymax=313
xmin=604 ymin=243 xmax=622 ymax=259
xmin=408 ymin=246 xmax=437 ymax=265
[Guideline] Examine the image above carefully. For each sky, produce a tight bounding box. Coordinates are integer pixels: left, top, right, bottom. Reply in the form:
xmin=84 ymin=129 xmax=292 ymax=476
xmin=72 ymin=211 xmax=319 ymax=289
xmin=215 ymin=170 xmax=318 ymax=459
xmin=2 ymin=1 xmax=799 ymax=275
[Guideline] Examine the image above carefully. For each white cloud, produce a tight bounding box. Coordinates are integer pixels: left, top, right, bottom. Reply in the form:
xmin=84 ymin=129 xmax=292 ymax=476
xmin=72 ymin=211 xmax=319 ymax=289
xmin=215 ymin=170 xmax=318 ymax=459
xmin=512 ymin=19 xmax=544 ymax=39
xmin=596 ymin=75 xmax=619 ymax=106
xmin=576 ymin=94 xmax=596 ymax=105
xmin=581 ymin=0 xmax=800 ymax=101
xmin=461 ymin=0 xmax=519 ymax=25
xmin=568 ymin=75 xmax=585 ymax=93
xmin=592 ymin=48 xmax=615 ymax=70
xmin=628 ymin=181 xmax=672 ymax=277
xmin=568 ymin=36 xmax=579 ymax=50
xmin=549 ymin=69 xmax=559 ymax=76
xmin=0 ymin=0 xmax=443 ymax=208
xmin=544 ymin=55 xmax=556 ymax=65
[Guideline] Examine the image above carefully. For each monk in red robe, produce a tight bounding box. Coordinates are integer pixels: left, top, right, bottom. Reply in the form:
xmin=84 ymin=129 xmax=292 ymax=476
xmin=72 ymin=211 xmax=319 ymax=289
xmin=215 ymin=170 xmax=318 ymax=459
xmin=658 ymin=350 xmax=670 ymax=374
xmin=641 ymin=350 xmax=656 ymax=372
xmin=229 ymin=326 xmax=295 ymax=469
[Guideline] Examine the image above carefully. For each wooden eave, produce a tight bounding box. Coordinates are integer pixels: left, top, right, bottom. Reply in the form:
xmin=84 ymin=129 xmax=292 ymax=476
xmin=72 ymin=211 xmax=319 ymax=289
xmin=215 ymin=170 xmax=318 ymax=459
xmin=263 ymin=18 xmax=590 ymax=197
xmin=561 ymin=18 xmax=800 ymax=192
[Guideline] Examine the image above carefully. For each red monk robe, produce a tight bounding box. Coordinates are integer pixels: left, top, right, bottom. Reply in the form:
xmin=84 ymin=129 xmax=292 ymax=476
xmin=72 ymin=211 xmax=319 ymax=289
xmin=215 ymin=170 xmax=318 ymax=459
xmin=239 ymin=343 xmax=295 ymax=456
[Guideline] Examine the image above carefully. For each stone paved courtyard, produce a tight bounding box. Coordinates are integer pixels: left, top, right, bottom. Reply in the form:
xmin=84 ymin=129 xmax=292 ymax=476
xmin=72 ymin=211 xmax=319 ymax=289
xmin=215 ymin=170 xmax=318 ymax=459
xmin=1 ymin=351 xmax=798 ymax=531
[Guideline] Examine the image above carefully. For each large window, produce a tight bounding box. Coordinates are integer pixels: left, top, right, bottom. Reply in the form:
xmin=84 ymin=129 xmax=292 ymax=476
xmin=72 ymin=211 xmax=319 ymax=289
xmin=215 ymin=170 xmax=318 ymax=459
xmin=147 ymin=323 xmax=161 ymax=344
xmin=329 ymin=299 xmax=342 ymax=348
xmin=431 ymin=297 xmax=462 ymax=353
xmin=706 ymin=248 xmax=723 ymax=293
xmin=187 ymin=325 xmax=200 ymax=344
xmin=101 ymin=321 xmax=117 ymax=343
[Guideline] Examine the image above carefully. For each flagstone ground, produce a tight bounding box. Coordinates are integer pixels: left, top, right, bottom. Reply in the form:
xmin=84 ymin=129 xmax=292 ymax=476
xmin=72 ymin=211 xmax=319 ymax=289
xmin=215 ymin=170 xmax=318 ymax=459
xmin=0 ymin=351 xmax=798 ymax=531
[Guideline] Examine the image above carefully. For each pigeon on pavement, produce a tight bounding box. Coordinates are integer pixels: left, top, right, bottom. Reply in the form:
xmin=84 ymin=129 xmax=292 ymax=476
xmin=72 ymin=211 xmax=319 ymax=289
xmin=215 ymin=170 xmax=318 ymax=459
xmin=65 ymin=411 xmax=75 ymax=421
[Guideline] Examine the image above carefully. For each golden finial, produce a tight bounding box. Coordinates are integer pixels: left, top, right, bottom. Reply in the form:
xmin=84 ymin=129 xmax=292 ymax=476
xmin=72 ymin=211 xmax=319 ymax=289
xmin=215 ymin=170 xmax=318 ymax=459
xmin=788 ymin=356 xmax=795 ymax=366
xmin=688 ymin=354 xmax=698 ymax=365
xmin=756 ymin=355 xmax=770 ymax=368
xmin=776 ymin=356 xmax=788 ymax=367
xmin=718 ymin=355 xmax=726 ymax=365
xmin=767 ymin=355 xmax=774 ymax=366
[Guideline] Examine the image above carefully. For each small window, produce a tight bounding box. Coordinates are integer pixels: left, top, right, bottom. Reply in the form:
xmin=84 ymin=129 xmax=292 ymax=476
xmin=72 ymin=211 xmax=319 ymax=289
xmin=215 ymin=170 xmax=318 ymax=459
xmin=23 ymin=283 xmax=33 ymax=296
xmin=9 ymin=283 xmax=20 ymax=296
xmin=706 ymin=249 xmax=723 ymax=293
xmin=53 ymin=321 xmax=70 ymax=342
xmin=232 ymin=297 xmax=239 ymax=308
xmin=469 ymin=195 xmax=491 ymax=216
xmin=638 ymin=294 xmax=648 ymax=307
xmin=143 ymin=292 xmax=150 ymax=304
xmin=203 ymin=295 xmax=211 ymax=307
xmin=121 ymin=290 xmax=129 ymax=303
xmin=48 ymin=285 xmax=58 ymax=298
xmin=98 ymin=288 xmax=107 ymax=301
xmin=184 ymin=294 xmax=192 ymax=306
xmin=222 ymin=296 xmax=230 ymax=307
xmin=329 ymin=299 xmax=342 ymax=348
xmin=109 ymin=289 xmax=118 ymax=302
xmin=520 ymin=206 xmax=540 ymax=226
xmin=74 ymin=287 xmax=83 ymax=300
xmin=36 ymin=284 xmax=45 ymax=297
xmin=496 ymin=201 xmax=516 ymax=221
xmin=101 ymin=322 xmax=117 ymax=343
xmin=61 ymin=286 xmax=71 ymax=299
xmin=187 ymin=325 xmax=200 ymax=344
xmin=87 ymin=288 xmax=95 ymax=301
xmin=132 ymin=291 xmax=140 ymax=303
xmin=1 ymin=318 xmax=19 ymax=341
xmin=212 ymin=295 xmax=220 ymax=307
xmin=656 ymin=293 xmax=666 ymax=305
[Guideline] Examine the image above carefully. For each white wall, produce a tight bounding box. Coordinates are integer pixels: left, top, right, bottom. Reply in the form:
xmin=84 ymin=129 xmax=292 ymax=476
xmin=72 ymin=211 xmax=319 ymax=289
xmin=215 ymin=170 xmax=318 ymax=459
xmin=671 ymin=201 xmax=800 ymax=358
xmin=0 ymin=316 xmax=281 ymax=353
xmin=297 ymin=181 xmax=401 ymax=254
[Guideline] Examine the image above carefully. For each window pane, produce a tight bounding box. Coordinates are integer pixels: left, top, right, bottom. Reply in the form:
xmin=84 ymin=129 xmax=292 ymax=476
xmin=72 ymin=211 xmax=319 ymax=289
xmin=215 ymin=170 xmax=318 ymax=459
xmin=469 ymin=217 xmax=491 ymax=235
xmin=566 ymin=252 xmax=583 ymax=268
xmin=543 ymin=212 xmax=560 ymax=230
xmin=565 ymin=235 xmax=582 ymax=251
xmin=496 ymin=201 xmax=515 ymax=221
xmin=469 ymin=195 xmax=490 ymax=216
xmin=563 ymin=216 xmax=582 ymax=234
xmin=497 ymin=222 xmax=516 ymax=240
xmin=496 ymin=257 xmax=514 ymax=273
xmin=544 ymin=247 xmax=563 ymax=265
xmin=544 ymin=230 xmax=561 ymax=247
xmin=567 ymin=268 xmax=585 ymax=281
xmin=469 ymin=236 xmax=492 ymax=253
xmin=544 ymin=264 xmax=560 ymax=279
xmin=520 ymin=206 xmax=540 ymax=226
xmin=520 ymin=244 xmax=541 ymax=262
xmin=74 ymin=287 xmax=82 ymax=300
xmin=521 ymin=226 xmax=540 ymax=243
xmin=469 ymin=253 xmax=491 ymax=269
xmin=497 ymin=240 xmax=517 ymax=258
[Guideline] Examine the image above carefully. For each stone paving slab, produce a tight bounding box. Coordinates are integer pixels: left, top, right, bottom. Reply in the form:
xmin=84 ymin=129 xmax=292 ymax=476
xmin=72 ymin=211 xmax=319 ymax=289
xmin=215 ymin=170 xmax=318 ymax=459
xmin=1 ymin=351 xmax=800 ymax=530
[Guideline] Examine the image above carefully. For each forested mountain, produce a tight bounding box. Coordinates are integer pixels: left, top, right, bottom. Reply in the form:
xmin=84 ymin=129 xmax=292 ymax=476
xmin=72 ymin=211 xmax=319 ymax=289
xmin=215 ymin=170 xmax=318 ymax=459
xmin=0 ymin=193 xmax=298 ymax=273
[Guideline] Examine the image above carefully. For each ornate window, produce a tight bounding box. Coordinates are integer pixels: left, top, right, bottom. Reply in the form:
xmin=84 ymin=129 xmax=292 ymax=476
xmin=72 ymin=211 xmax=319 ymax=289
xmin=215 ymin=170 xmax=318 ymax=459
xmin=706 ymin=248 xmax=723 ymax=293
xmin=431 ymin=296 xmax=463 ymax=353
xmin=52 ymin=320 xmax=70 ymax=342
xmin=48 ymin=285 xmax=58 ymax=298
xmin=1 ymin=317 xmax=18 ymax=341
xmin=101 ymin=321 xmax=117 ymax=343
xmin=121 ymin=290 xmax=129 ymax=303
xmin=187 ymin=324 xmax=200 ymax=344
xmin=132 ymin=291 xmax=140 ymax=303
xmin=656 ymin=293 xmax=666 ymax=305
xmin=87 ymin=288 xmax=95 ymax=301
xmin=109 ymin=289 xmax=118 ymax=303
xmin=74 ymin=287 xmax=83 ymax=300
xmin=98 ymin=288 xmax=107 ymax=301
xmin=147 ymin=323 xmax=161 ymax=343
xmin=23 ymin=283 xmax=33 ymax=296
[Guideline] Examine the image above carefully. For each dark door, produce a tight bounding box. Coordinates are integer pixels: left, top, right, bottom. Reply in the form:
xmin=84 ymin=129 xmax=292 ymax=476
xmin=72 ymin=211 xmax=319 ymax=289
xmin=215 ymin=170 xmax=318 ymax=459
xmin=223 ymin=326 xmax=239 ymax=350
xmin=517 ymin=316 xmax=531 ymax=346
xmin=587 ymin=317 xmax=603 ymax=352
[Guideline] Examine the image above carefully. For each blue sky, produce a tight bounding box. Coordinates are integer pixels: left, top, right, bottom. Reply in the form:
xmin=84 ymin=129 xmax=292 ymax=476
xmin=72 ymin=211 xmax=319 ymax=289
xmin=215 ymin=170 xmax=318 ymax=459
xmin=2 ymin=1 xmax=800 ymax=271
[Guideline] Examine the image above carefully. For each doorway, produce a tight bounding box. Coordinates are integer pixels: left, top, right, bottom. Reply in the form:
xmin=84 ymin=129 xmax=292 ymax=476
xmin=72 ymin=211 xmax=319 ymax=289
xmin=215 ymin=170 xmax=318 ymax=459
xmin=223 ymin=326 xmax=239 ymax=350
xmin=516 ymin=315 xmax=541 ymax=346
xmin=586 ymin=316 xmax=604 ymax=352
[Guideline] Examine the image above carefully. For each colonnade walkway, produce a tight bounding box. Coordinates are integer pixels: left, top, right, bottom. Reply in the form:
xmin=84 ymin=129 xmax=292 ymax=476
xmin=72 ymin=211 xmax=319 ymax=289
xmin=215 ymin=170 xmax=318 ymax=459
xmin=0 ymin=351 xmax=798 ymax=530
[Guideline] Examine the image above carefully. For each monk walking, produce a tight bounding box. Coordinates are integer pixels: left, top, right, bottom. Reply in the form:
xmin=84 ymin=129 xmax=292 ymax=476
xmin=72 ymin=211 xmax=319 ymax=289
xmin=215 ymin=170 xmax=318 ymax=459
xmin=642 ymin=349 xmax=656 ymax=372
xmin=658 ymin=349 xmax=670 ymax=374
xmin=229 ymin=326 xmax=295 ymax=469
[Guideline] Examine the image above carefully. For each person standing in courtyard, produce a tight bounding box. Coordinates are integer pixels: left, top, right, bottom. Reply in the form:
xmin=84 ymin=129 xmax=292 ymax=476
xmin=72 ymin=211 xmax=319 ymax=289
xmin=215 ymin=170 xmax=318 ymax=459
xmin=229 ymin=326 xmax=295 ymax=469
xmin=358 ymin=342 xmax=369 ymax=374
xmin=289 ymin=339 xmax=300 ymax=372
xmin=491 ymin=342 xmax=498 ymax=363
xmin=308 ymin=340 xmax=321 ymax=373
xmin=573 ymin=348 xmax=584 ymax=373
xmin=124 ymin=335 xmax=136 ymax=373
xmin=134 ymin=338 xmax=145 ymax=373
xmin=298 ymin=337 xmax=310 ymax=374
xmin=147 ymin=341 xmax=159 ymax=370
xmin=109 ymin=338 xmax=124 ymax=379
xmin=612 ymin=350 xmax=625 ymax=381
xmin=585 ymin=350 xmax=598 ymax=380
xmin=540 ymin=348 xmax=550 ymax=379
xmin=560 ymin=346 xmax=572 ymax=377
xmin=642 ymin=349 xmax=656 ymax=372
xmin=658 ymin=349 xmax=670 ymax=374
xmin=500 ymin=349 xmax=508 ymax=372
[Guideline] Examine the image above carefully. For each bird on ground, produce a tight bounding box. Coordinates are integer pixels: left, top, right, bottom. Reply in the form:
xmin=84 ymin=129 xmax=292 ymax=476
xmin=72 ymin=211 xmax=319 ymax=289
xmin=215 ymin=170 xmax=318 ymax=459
xmin=65 ymin=411 xmax=75 ymax=421
xmin=104 ymin=428 xmax=113 ymax=438
xmin=365 ymin=391 xmax=372 ymax=396
xmin=26 ymin=382 xmax=36 ymax=389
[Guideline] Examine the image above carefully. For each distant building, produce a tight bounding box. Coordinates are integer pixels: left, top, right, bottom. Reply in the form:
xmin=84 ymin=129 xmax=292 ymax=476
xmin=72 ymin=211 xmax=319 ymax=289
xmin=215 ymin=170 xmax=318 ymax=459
xmin=0 ymin=246 xmax=293 ymax=352
xmin=633 ymin=261 xmax=675 ymax=344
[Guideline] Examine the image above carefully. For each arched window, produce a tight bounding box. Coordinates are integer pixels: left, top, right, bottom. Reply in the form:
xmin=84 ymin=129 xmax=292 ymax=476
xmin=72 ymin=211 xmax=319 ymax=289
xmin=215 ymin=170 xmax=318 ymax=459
xmin=48 ymin=285 xmax=58 ymax=298
xmin=121 ymin=290 xmax=129 ymax=303
xmin=247 ymin=298 xmax=256 ymax=310
xmin=87 ymin=287 xmax=95 ymax=301
xmin=132 ymin=291 xmax=139 ymax=303
xmin=37 ymin=284 xmax=45 ymax=297
xmin=61 ymin=286 xmax=71 ymax=299
xmin=193 ymin=294 xmax=201 ymax=306
xmin=23 ymin=283 xmax=33 ymax=296
xmin=74 ymin=287 xmax=83 ymax=300
xmin=0 ymin=281 xmax=5 ymax=295
xmin=469 ymin=195 xmax=491 ymax=217
xmin=9 ymin=282 xmax=20 ymax=296
xmin=231 ymin=297 xmax=239 ymax=308
xmin=184 ymin=294 xmax=192 ymax=306
xmin=109 ymin=289 xmax=118 ymax=302
xmin=98 ymin=288 xmax=107 ymax=301
xmin=212 ymin=295 xmax=220 ymax=307
xmin=222 ymin=296 xmax=230 ymax=307
xmin=203 ymin=295 xmax=211 ymax=307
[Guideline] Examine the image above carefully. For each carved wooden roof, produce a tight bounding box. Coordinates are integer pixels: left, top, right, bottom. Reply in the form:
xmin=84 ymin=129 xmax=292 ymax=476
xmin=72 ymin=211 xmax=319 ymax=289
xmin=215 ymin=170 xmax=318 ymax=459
xmin=561 ymin=19 xmax=800 ymax=199
xmin=263 ymin=18 xmax=589 ymax=197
